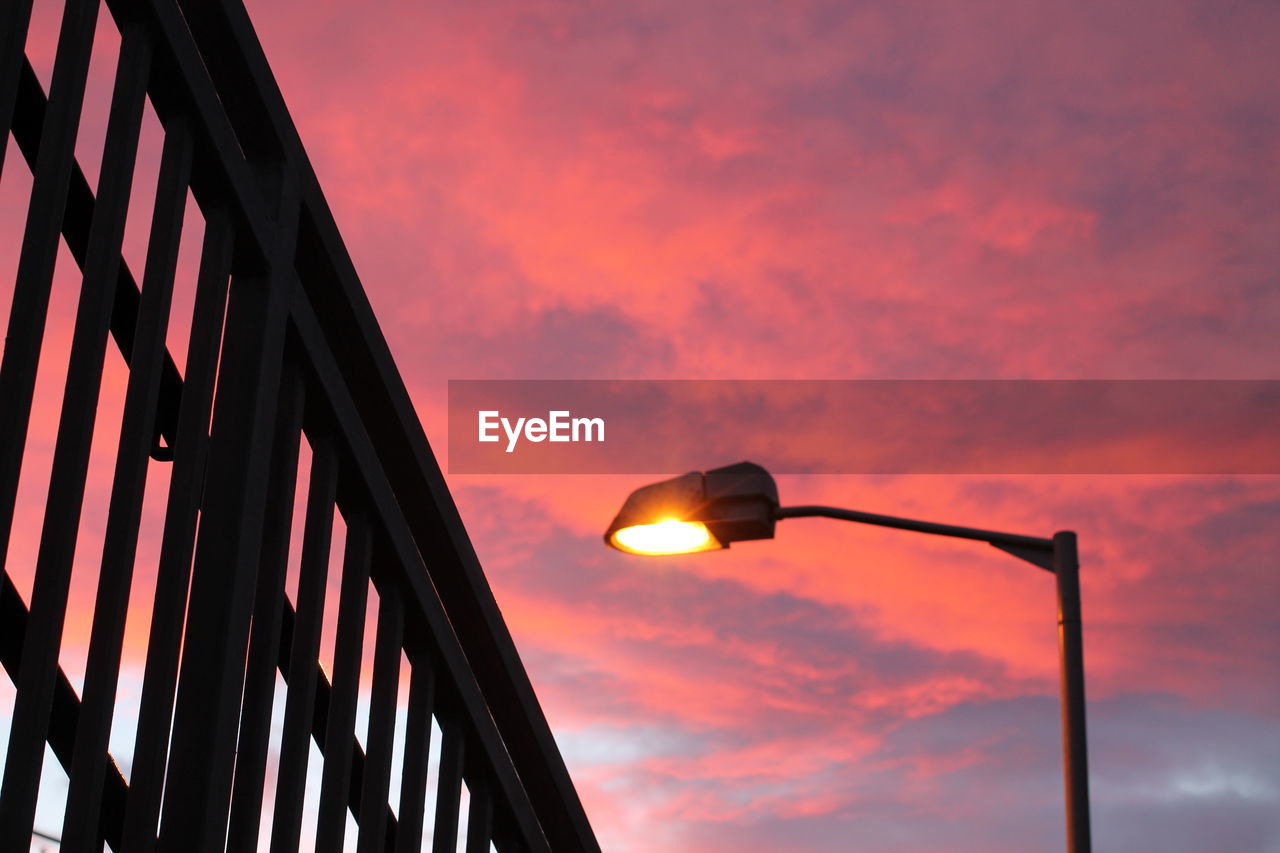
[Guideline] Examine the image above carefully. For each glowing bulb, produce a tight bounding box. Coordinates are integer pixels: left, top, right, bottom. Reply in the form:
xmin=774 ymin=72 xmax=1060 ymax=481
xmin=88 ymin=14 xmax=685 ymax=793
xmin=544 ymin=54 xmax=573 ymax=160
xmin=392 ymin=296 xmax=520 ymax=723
xmin=610 ymin=519 xmax=719 ymax=555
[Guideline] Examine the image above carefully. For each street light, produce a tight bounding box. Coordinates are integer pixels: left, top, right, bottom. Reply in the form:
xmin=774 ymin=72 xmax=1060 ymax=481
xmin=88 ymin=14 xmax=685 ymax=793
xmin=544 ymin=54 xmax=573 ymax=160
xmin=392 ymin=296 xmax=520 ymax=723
xmin=604 ymin=461 xmax=1093 ymax=853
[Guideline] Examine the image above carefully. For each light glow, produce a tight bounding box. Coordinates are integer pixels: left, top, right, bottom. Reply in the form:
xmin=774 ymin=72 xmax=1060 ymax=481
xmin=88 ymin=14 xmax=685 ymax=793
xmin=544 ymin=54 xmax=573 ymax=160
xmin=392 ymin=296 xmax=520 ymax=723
xmin=610 ymin=519 xmax=720 ymax=555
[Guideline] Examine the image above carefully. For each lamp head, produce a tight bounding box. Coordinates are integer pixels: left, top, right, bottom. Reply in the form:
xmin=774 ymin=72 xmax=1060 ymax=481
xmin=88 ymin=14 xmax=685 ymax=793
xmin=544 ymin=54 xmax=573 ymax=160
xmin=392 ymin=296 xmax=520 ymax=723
xmin=604 ymin=462 xmax=779 ymax=555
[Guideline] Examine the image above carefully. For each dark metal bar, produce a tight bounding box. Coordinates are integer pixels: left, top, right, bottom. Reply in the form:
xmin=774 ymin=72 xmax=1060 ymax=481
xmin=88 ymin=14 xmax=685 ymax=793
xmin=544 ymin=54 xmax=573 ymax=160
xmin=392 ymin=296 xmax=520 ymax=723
xmin=395 ymin=653 xmax=437 ymax=853
xmin=1054 ymin=531 xmax=1092 ymax=853
xmin=432 ymin=727 xmax=466 ymax=853
xmin=0 ymin=0 xmax=34 ymax=180
xmin=357 ymin=582 xmax=404 ymax=853
xmin=61 ymin=110 xmax=192 ymax=853
xmin=269 ymin=435 xmax=340 ymax=853
xmin=464 ymin=774 xmax=494 ymax=853
xmin=0 ymin=2 xmax=100 ymax=724
xmin=120 ymin=205 xmax=235 ymax=853
xmin=490 ymin=812 xmax=530 ymax=853
xmin=170 ymin=0 xmax=285 ymax=164
xmin=224 ymin=358 xmax=307 ymax=851
xmin=315 ymin=510 xmax=373 ymax=852
xmin=775 ymin=505 xmax=1055 ymax=553
xmin=156 ymin=173 xmax=299 ymax=850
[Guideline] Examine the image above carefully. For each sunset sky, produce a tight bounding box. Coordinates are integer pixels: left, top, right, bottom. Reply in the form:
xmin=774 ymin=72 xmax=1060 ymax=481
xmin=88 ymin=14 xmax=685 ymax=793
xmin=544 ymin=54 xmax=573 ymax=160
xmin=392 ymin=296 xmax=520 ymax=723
xmin=3 ymin=0 xmax=1280 ymax=850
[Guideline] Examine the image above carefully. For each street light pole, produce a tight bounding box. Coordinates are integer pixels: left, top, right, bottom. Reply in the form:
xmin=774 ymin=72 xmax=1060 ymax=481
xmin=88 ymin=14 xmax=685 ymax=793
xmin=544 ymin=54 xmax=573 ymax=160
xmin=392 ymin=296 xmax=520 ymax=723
xmin=604 ymin=462 xmax=1093 ymax=853
xmin=1053 ymin=531 xmax=1091 ymax=853
xmin=775 ymin=508 xmax=1093 ymax=853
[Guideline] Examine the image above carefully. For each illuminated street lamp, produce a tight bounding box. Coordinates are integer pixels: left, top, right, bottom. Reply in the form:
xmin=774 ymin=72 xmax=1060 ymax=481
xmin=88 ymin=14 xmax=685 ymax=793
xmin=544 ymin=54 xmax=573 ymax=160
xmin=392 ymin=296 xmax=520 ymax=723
xmin=604 ymin=461 xmax=1093 ymax=853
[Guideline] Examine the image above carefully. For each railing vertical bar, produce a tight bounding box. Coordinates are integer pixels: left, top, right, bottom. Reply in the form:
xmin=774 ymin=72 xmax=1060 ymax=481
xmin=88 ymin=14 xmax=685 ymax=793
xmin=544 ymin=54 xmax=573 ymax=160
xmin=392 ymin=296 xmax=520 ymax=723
xmin=156 ymin=175 xmax=299 ymax=850
xmin=60 ymin=109 xmax=192 ymax=853
xmin=269 ymin=436 xmax=341 ymax=853
xmin=225 ymin=356 xmax=307 ymax=851
xmin=357 ymin=582 xmax=403 ymax=853
xmin=432 ymin=727 xmax=466 ymax=853
xmin=0 ymin=0 xmax=35 ymax=180
xmin=395 ymin=652 xmax=436 ymax=853
xmin=119 ymin=204 xmax=235 ymax=853
xmin=0 ymin=0 xmax=99 ymax=661
xmin=315 ymin=510 xmax=374 ymax=852
xmin=464 ymin=775 xmax=494 ymax=853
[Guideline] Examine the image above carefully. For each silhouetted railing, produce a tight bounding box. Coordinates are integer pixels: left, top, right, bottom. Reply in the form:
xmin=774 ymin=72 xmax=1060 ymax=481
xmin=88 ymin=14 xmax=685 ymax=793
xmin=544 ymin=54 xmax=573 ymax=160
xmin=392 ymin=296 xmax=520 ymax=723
xmin=0 ymin=1 xmax=600 ymax=851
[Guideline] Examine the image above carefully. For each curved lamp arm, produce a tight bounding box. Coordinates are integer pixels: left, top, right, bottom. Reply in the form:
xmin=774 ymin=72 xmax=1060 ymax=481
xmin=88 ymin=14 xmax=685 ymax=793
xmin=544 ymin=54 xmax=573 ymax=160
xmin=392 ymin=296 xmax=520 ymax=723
xmin=774 ymin=505 xmax=1056 ymax=570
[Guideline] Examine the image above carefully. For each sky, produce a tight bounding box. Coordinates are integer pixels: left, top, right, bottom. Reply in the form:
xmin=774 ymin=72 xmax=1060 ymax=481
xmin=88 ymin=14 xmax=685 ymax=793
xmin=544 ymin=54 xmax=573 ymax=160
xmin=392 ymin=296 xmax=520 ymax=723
xmin=3 ymin=0 xmax=1280 ymax=851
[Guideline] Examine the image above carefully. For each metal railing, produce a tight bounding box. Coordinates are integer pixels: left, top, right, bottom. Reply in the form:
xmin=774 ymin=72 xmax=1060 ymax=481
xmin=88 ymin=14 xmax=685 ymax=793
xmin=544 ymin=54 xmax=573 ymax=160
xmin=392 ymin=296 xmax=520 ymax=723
xmin=0 ymin=1 xmax=600 ymax=850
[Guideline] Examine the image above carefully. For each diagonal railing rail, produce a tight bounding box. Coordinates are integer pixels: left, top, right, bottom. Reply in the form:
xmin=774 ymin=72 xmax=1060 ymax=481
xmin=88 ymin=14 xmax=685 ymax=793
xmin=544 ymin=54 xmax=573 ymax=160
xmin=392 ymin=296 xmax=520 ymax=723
xmin=0 ymin=1 xmax=601 ymax=851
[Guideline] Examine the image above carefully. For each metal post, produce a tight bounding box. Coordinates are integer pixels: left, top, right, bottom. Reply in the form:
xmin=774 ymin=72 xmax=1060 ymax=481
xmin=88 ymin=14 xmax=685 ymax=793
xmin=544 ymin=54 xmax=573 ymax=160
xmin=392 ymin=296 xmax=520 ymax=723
xmin=1053 ymin=531 xmax=1092 ymax=853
